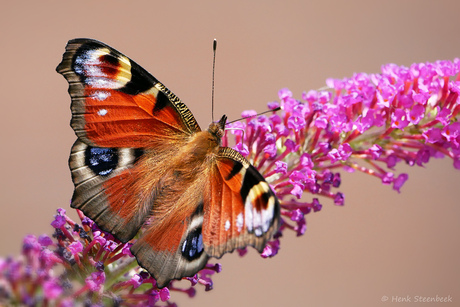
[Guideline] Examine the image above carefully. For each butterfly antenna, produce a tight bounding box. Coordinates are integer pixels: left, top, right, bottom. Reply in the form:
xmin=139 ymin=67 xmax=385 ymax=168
xmin=212 ymin=38 xmax=217 ymax=123
xmin=226 ymin=107 xmax=281 ymax=125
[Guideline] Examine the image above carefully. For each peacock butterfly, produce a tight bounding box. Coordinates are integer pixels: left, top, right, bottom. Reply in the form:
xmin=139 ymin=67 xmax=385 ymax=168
xmin=56 ymin=38 xmax=280 ymax=288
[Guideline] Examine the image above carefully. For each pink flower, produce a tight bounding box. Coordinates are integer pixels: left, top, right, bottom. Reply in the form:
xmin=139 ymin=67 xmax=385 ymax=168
xmin=391 ymin=109 xmax=410 ymax=129
xmin=409 ymin=104 xmax=425 ymax=124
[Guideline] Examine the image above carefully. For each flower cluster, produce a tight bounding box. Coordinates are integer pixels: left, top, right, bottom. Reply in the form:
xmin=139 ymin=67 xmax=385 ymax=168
xmin=1 ymin=58 xmax=459 ymax=305
xmin=0 ymin=209 xmax=220 ymax=306
xmin=224 ymin=58 xmax=460 ymax=255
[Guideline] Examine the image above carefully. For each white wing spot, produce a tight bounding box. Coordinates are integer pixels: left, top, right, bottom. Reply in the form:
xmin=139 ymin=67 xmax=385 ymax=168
xmin=262 ymin=196 xmax=275 ymax=232
xmin=86 ymin=77 xmax=119 ymax=89
xmin=92 ymin=91 xmax=111 ymax=101
xmin=97 ymin=109 xmax=108 ymax=116
xmin=225 ymin=220 xmax=230 ymax=231
xmin=245 ymin=200 xmax=253 ymax=232
xmin=236 ymin=213 xmax=244 ymax=232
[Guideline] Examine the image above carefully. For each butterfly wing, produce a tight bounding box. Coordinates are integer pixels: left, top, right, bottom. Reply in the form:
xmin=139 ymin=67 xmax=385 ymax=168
xmin=57 ymin=38 xmax=200 ymax=147
xmin=131 ymin=178 xmax=209 ymax=288
xmin=68 ymin=140 xmax=148 ymax=241
xmin=130 ymin=146 xmax=280 ymax=288
xmin=203 ymin=147 xmax=280 ymax=257
xmin=57 ymin=38 xmax=201 ymax=242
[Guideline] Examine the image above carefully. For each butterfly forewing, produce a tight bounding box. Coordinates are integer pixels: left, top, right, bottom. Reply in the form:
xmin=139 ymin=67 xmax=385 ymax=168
xmin=57 ymin=38 xmax=200 ymax=148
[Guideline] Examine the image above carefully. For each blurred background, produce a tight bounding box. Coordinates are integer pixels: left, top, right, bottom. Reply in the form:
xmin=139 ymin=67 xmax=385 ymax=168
xmin=1 ymin=1 xmax=459 ymax=306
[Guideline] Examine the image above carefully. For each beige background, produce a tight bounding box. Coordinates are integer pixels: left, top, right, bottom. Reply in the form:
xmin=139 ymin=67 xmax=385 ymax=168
xmin=1 ymin=1 xmax=459 ymax=306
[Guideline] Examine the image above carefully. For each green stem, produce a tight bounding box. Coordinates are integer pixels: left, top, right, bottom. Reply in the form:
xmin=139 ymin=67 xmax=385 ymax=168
xmin=105 ymin=257 xmax=140 ymax=290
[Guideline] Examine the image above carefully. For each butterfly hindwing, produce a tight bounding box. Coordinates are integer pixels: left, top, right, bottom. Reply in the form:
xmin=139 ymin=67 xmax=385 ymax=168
xmin=203 ymin=147 xmax=280 ymax=257
xmin=130 ymin=163 xmax=211 ymax=288
xmin=131 ymin=201 xmax=209 ymax=288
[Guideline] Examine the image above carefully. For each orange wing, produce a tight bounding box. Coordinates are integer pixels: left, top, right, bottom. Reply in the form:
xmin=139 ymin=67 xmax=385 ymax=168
xmin=203 ymin=147 xmax=280 ymax=257
xmin=57 ymin=38 xmax=200 ymax=148
xmin=57 ymin=39 xmax=201 ymax=242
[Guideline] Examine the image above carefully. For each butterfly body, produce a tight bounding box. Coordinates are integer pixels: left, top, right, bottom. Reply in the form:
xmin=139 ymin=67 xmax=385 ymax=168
xmin=57 ymin=39 xmax=280 ymax=287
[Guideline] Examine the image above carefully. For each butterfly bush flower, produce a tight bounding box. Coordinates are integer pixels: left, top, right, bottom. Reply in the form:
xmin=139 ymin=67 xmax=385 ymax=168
xmin=0 ymin=209 xmax=219 ymax=306
xmin=226 ymin=58 xmax=460 ymax=256
xmin=2 ymin=58 xmax=460 ymax=305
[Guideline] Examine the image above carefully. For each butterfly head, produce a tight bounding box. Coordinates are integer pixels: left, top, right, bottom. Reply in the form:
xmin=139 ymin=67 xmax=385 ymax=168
xmin=207 ymin=114 xmax=227 ymax=140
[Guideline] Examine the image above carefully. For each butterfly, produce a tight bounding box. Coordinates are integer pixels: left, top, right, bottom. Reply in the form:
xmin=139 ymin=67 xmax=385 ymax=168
xmin=56 ymin=38 xmax=280 ymax=288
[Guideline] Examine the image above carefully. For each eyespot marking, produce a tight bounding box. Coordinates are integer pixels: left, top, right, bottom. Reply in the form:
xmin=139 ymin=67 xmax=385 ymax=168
xmin=85 ymin=146 xmax=118 ymax=176
xmin=181 ymin=227 xmax=204 ymax=261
